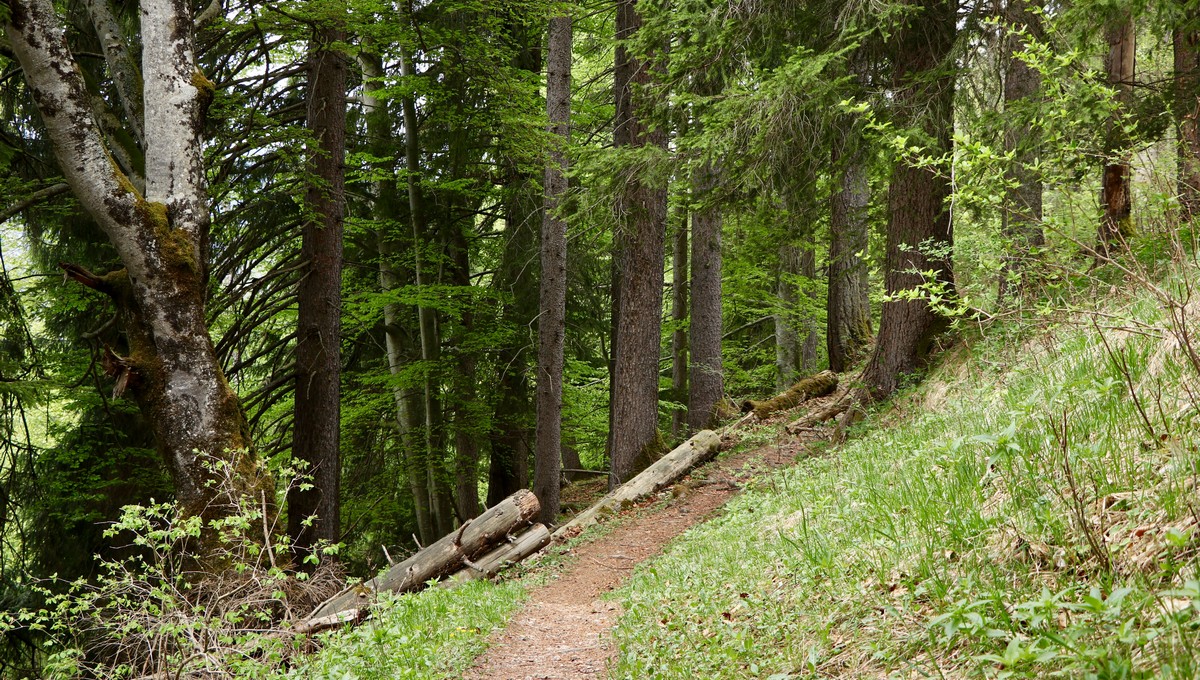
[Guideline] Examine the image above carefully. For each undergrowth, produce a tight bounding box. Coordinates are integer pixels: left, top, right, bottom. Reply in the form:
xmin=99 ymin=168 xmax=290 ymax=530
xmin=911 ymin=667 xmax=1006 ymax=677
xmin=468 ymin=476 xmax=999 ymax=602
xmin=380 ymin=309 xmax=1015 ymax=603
xmin=612 ymin=270 xmax=1200 ymax=679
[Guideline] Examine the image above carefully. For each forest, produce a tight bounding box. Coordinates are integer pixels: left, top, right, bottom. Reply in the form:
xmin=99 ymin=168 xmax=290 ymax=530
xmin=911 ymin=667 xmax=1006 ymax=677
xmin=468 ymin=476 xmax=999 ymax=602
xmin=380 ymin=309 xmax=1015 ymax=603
xmin=2 ymin=0 xmax=1200 ymax=676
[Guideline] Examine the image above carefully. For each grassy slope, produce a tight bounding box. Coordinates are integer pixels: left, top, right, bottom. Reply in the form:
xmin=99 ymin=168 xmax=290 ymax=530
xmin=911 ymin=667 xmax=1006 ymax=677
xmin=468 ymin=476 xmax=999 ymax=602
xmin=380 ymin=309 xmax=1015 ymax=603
xmin=612 ymin=282 xmax=1200 ymax=679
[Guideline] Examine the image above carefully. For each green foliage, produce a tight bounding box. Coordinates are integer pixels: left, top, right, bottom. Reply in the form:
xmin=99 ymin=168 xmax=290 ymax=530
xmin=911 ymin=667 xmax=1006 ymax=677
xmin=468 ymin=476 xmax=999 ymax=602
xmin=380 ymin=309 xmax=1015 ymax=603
xmin=290 ymin=581 xmax=523 ymax=679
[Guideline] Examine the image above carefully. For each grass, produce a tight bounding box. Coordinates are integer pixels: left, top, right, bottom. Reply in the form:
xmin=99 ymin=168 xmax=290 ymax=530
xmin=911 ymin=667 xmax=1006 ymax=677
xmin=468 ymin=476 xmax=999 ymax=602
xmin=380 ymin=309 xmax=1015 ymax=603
xmin=611 ymin=273 xmax=1200 ymax=679
xmin=286 ymin=579 xmax=524 ymax=679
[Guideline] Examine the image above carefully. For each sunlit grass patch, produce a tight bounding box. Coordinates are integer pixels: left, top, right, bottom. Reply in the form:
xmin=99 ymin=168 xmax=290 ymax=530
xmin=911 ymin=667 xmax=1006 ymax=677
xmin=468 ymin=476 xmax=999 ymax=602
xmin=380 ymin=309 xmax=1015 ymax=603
xmin=290 ymin=579 xmax=523 ymax=679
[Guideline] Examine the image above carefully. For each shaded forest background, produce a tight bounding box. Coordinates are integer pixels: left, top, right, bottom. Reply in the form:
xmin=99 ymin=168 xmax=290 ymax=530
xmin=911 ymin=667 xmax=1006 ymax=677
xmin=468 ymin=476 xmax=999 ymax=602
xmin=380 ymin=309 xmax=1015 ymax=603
xmin=2 ymin=0 xmax=1199 ymax=674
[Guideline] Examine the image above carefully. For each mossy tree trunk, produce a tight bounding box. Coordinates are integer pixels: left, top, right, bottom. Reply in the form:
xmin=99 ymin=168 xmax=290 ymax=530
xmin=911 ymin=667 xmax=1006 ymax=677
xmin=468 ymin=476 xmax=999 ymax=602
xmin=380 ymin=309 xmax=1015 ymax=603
xmin=5 ymin=0 xmax=269 ymax=529
xmin=828 ymin=116 xmax=872 ymax=372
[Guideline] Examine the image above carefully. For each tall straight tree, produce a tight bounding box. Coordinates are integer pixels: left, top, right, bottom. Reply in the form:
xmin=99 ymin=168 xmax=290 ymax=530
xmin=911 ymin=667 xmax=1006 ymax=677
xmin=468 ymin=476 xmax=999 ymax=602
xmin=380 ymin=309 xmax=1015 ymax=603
xmin=827 ymin=115 xmax=872 ymax=372
xmin=1176 ymin=9 xmax=1200 ymax=216
xmin=859 ymin=0 xmax=956 ymax=401
xmin=610 ymin=0 xmax=668 ymax=483
xmin=670 ymin=215 xmax=688 ymax=437
xmin=399 ymin=45 xmax=455 ymax=537
xmin=1099 ymin=8 xmax=1135 ymax=250
xmin=687 ymin=79 xmax=723 ymax=432
xmin=361 ymin=50 xmax=435 ymax=546
xmin=290 ymin=7 xmax=347 ymax=563
xmin=4 ymin=0 xmax=267 ymax=530
xmin=998 ymin=0 xmax=1044 ymax=303
xmin=535 ymin=10 xmax=572 ymax=525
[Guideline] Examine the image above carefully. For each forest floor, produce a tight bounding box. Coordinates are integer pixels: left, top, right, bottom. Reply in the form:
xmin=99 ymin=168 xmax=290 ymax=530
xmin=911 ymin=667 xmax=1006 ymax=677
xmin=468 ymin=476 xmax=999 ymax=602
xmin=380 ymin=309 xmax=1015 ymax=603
xmin=465 ymin=415 xmax=826 ymax=680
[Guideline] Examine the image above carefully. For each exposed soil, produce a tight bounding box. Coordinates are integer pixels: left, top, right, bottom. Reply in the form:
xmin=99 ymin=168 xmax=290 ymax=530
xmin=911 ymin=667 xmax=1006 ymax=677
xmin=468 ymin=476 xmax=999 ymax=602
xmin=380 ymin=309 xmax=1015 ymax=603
xmin=465 ymin=427 xmax=821 ymax=680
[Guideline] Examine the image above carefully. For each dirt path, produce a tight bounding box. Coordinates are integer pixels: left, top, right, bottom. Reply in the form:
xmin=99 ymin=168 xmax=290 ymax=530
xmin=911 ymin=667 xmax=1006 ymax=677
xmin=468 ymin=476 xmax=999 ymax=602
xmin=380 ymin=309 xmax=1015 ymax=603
xmin=465 ymin=434 xmax=812 ymax=680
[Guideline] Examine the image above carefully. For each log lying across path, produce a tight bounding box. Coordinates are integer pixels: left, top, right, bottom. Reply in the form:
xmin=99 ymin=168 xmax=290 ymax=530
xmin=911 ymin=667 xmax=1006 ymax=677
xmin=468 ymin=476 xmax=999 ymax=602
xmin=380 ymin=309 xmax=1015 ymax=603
xmin=741 ymin=370 xmax=838 ymax=420
xmin=297 ymin=489 xmax=541 ymax=633
xmin=296 ymin=430 xmax=722 ymax=633
xmin=552 ymin=429 xmax=722 ymax=541
xmin=445 ymin=523 xmax=551 ymax=585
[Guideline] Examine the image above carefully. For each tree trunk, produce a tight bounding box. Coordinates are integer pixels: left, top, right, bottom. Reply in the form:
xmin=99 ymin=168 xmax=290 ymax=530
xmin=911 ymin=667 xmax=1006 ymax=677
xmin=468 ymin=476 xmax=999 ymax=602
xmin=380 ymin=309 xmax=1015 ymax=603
xmin=859 ymin=0 xmax=956 ymax=402
xmin=399 ymin=46 xmax=454 ymax=538
xmin=609 ymin=0 xmax=668 ymax=486
xmin=5 ymin=0 xmax=268 ymax=530
xmin=535 ymin=12 xmax=572 ymax=526
xmin=1176 ymin=18 xmax=1200 ymax=217
xmin=670 ymin=213 xmax=688 ymax=438
xmin=443 ymin=523 xmax=551 ymax=585
xmin=775 ymin=243 xmax=802 ymax=390
xmin=828 ymin=119 xmax=871 ymax=371
xmin=361 ymin=51 xmax=435 ymax=547
xmin=1100 ymin=10 xmax=1135 ymax=251
xmin=998 ymin=0 xmax=1044 ymax=304
xmin=289 ymin=12 xmax=346 ymax=566
xmin=687 ymin=159 xmax=723 ymax=432
xmin=447 ymin=222 xmax=481 ymax=522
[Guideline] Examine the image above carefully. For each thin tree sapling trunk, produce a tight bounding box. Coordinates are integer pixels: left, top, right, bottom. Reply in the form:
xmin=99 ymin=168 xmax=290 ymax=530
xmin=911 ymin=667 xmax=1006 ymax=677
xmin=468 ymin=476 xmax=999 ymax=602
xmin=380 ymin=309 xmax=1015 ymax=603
xmin=1100 ymin=10 xmax=1135 ymax=252
xmin=998 ymin=0 xmax=1044 ymax=304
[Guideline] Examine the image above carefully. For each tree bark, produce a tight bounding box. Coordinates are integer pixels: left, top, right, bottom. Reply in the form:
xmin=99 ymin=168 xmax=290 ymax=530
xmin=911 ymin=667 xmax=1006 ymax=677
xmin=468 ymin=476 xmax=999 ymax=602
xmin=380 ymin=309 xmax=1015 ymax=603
xmin=82 ymin=0 xmax=144 ymax=148
xmin=670 ymin=213 xmax=689 ymax=438
xmin=443 ymin=523 xmax=551 ymax=585
xmin=609 ymin=0 xmax=668 ymax=486
xmin=289 ymin=11 xmax=346 ymax=566
xmin=775 ymin=242 xmax=802 ymax=390
xmin=1176 ymin=17 xmax=1200 ymax=217
xmin=859 ymin=0 xmax=956 ymax=402
xmin=535 ymin=12 xmax=572 ymax=526
xmin=1100 ymin=10 xmax=1135 ymax=251
xmin=828 ymin=119 xmax=872 ymax=371
xmin=998 ymin=0 xmax=1044 ymax=304
xmin=5 ymin=0 xmax=267 ymax=527
xmin=687 ymin=159 xmax=723 ymax=432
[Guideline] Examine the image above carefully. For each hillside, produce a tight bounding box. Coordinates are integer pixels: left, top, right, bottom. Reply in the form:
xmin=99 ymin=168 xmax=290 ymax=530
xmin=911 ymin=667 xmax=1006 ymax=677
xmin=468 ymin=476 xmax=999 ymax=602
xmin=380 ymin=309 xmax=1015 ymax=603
xmin=287 ymin=259 xmax=1200 ymax=679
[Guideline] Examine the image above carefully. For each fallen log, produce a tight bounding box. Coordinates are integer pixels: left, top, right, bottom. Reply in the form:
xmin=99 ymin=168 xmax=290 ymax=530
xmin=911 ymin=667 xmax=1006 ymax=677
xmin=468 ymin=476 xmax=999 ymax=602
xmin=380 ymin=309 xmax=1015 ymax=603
xmin=552 ymin=429 xmax=722 ymax=542
xmin=741 ymin=370 xmax=838 ymax=420
xmin=296 ymin=489 xmax=540 ymax=633
xmin=444 ymin=523 xmax=551 ymax=585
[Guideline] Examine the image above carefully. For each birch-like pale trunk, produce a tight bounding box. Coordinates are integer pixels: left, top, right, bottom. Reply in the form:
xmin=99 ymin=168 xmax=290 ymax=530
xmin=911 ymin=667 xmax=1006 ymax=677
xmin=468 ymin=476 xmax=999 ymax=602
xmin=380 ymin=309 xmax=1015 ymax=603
xmin=4 ymin=0 xmax=265 ymax=524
